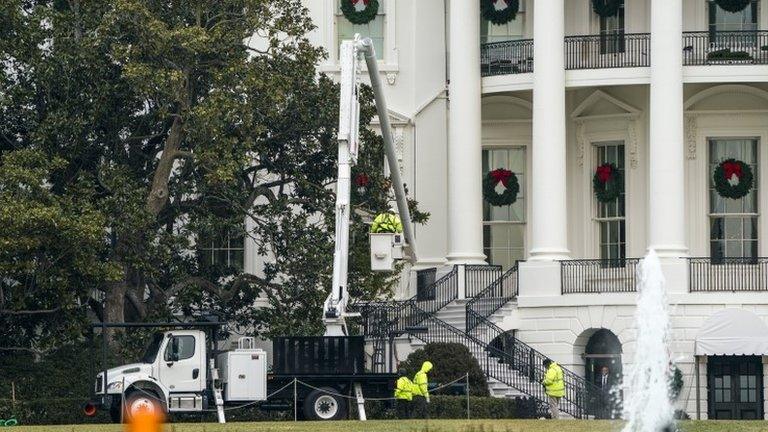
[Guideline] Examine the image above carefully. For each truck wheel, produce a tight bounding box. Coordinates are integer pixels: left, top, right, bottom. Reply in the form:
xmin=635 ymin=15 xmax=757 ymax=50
xmin=303 ymin=387 xmax=347 ymax=421
xmin=124 ymin=390 xmax=164 ymax=422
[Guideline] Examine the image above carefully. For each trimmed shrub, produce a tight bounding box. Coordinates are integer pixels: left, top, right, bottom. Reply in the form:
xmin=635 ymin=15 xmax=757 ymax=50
xmin=399 ymin=342 xmax=489 ymax=396
xmin=353 ymin=395 xmax=539 ymax=420
xmin=707 ymin=49 xmax=753 ymax=61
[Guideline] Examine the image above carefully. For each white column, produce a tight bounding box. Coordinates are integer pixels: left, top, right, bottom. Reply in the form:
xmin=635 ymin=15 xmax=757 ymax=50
xmin=446 ymin=0 xmax=485 ymax=264
xmin=649 ymin=0 xmax=687 ymax=256
xmin=529 ymin=0 xmax=570 ymax=261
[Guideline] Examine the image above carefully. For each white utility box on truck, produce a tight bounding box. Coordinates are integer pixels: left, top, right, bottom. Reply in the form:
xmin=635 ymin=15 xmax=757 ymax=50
xmin=369 ymin=233 xmax=404 ymax=271
xmin=216 ymin=338 xmax=267 ymax=402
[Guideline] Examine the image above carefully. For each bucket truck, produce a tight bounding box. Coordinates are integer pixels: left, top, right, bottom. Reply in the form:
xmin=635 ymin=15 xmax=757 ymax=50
xmin=83 ymin=36 xmax=413 ymax=423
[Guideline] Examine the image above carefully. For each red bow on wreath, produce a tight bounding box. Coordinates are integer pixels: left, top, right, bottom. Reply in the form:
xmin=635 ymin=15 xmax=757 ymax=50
xmin=596 ymin=164 xmax=613 ymax=183
xmin=490 ymin=169 xmax=513 ymax=187
xmin=354 ymin=173 xmax=370 ymax=187
xmin=722 ymin=161 xmax=743 ymax=180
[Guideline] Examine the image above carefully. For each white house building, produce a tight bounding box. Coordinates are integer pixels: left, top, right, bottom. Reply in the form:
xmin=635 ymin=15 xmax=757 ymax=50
xmin=236 ymin=0 xmax=768 ymax=420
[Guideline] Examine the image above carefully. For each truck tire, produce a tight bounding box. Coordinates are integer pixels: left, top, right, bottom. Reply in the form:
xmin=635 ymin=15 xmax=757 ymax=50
xmin=303 ymin=387 xmax=347 ymax=421
xmin=123 ymin=389 xmax=164 ymax=422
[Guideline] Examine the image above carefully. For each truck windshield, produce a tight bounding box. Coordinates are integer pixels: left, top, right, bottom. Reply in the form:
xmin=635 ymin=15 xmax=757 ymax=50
xmin=141 ymin=332 xmax=164 ymax=363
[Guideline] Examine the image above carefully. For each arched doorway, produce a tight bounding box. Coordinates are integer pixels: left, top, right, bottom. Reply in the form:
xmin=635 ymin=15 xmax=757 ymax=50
xmin=585 ymin=329 xmax=623 ymax=384
xmin=583 ymin=329 xmax=623 ymax=419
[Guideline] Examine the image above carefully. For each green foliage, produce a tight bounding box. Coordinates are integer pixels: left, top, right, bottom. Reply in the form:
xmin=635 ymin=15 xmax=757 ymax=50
xmin=399 ymin=343 xmax=489 ymax=397
xmin=0 ymin=150 xmax=119 ymax=353
xmin=0 ymin=0 xmax=429 ymax=352
xmin=707 ymin=49 xmax=753 ymax=61
xmin=356 ymin=395 xmax=536 ymax=420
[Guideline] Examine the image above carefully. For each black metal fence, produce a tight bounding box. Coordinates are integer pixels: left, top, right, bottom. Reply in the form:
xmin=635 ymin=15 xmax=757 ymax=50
xmin=464 ymin=265 xmax=503 ymax=298
xmin=683 ymin=31 xmax=768 ymax=66
xmin=480 ymin=39 xmax=534 ymax=76
xmin=689 ymin=257 xmax=768 ymax=292
xmin=466 ymin=264 xmax=519 ymax=332
xmin=561 ymin=259 xmax=640 ymax=294
xmin=414 ymin=303 xmax=600 ymax=419
xmin=565 ymin=33 xmax=651 ymax=70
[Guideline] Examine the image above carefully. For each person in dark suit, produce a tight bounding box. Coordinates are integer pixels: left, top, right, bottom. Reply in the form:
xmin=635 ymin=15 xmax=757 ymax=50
xmin=596 ymin=366 xmax=614 ymax=419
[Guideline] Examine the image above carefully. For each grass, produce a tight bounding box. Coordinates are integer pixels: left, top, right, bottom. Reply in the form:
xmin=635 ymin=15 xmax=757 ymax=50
xmin=9 ymin=420 xmax=768 ymax=432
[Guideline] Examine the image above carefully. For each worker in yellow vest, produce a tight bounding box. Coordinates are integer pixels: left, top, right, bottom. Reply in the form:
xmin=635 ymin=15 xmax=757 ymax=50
xmin=393 ymin=368 xmax=414 ymax=419
xmin=542 ymin=359 xmax=565 ymax=419
xmin=412 ymin=361 xmax=433 ymax=418
xmin=370 ymin=213 xmax=403 ymax=234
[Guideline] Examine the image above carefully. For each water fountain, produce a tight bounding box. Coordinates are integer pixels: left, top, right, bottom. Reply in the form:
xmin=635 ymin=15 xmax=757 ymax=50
xmin=621 ymin=250 xmax=675 ymax=432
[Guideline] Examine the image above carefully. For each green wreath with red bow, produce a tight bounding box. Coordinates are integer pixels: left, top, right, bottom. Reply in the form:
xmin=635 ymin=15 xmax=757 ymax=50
xmin=714 ymin=158 xmax=753 ymax=199
xmin=592 ymin=0 xmax=622 ymax=17
xmin=714 ymin=0 xmax=751 ymax=13
xmin=483 ymin=168 xmax=520 ymax=207
xmin=593 ymin=163 xmax=623 ymax=203
xmin=481 ymin=0 xmax=520 ymax=25
xmin=341 ymin=0 xmax=380 ymax=25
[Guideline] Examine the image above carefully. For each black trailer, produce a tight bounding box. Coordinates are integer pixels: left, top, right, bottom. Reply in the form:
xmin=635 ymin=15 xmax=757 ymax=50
xmin=266 ymin=336 xmax=396 ymax=420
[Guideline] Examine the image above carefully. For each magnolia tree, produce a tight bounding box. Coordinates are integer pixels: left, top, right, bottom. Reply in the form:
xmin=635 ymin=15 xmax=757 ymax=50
xmin=0 ymin=0 xmax=427 ymax=355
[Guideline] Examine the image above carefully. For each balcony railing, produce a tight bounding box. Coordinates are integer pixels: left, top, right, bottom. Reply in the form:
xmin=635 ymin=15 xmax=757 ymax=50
xmin=464 ymin=264 xmax=503 ymax=298
xmin=689 ymin=257 xmax=768 ymax=292
xmin=561 ymin=258 xmax=640 ymax=294
xmin=683 ymin=31 xmax=768 ymax=66
xmin=480 ymin=39 xmax=534 ymax=76
xmin=565 ymin=33 xmax=650 ymax=70
xmin=480 ymin=31 xmax=768 ymax=77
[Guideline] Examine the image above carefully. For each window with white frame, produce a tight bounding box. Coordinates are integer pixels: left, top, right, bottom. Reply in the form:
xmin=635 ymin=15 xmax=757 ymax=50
xmin=709 ymin=138 xmax=759 ymax=261
xmin=336 ymin=0 xmax=385 ymax=59
xmin=198 ymin=230 xmax=245 ymax=271
xmin=595 ymin=142 xmax=626 ymax=264
xmin=709 ymin=0 xmax=758 ymax=32
xmin=480 ymin=0 xmax=526 ymax=44
xmin=482 ymin=148 xmax=526 ymax=269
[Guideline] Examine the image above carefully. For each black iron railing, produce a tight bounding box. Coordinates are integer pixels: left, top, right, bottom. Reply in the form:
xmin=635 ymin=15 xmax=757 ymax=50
xmin=411 ymin=303 xmax=600 ymax=419
xmin=565 ymin=33 xmax=650 ymax=70
xmin=466 ymin=264 xmax=519 ymax=332
xmin=561 ymin=259 xmax=640 ymax=294
xmin=683 ymin=31 xmax=768 ymax=66
xmin=480 ymin=39 xmax=534 ymax=76
xmin=689 ymin=257 xmax=768 ymax=292
xmin=357 ymin=266 xmax=459 ymax=339
xmin=464 ymin=264 xmax=503 ymax=298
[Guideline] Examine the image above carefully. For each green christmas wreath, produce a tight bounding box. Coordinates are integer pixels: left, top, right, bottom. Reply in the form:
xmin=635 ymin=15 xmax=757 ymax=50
xmin=593 ymin=163 xmax=623 ymax=203
xmin=714 ymin=0 xmax=751 ymax=13
xmin=714 ymin=158 xmax=753 ymax=199
xmin=592 ymin=0 xmax=622 ymax=17
xmin=480 ymin=0 xmax=520 ymax=25
xmin=669 ymin=366 xmax=684 ymax=401
xmin=483 ymin=168 xmax=520 ymax=207
xmin=341 ymin=0 xmax=379 ymax=25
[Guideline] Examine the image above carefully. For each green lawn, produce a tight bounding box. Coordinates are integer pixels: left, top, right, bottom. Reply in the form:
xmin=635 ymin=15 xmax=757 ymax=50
xmin=10 ymin=420 xmax=768 ymax=432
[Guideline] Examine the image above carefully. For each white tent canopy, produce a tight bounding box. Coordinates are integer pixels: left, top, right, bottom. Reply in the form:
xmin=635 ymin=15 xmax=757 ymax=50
xmin=695 ymin=308 xmax=768 ymax=356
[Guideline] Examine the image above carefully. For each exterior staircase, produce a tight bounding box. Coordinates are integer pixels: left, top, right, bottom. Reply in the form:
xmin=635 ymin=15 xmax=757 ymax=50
xmin=356 ymin=264 xmax=600 ymax=419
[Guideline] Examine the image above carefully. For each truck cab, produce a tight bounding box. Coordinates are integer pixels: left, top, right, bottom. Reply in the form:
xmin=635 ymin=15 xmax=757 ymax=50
xmin=93 ymin=330 xmax=207 ymax=421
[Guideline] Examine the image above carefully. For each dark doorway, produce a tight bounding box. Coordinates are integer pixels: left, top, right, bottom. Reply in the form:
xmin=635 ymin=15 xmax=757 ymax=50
xmin=708 ymin=356 xmax=763 ymax=420
xmin=584 ymin=329 xmax=623 ymax=419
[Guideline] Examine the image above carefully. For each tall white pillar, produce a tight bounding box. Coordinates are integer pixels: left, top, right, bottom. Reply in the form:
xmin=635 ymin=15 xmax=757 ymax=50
xmin=649 ymin=0 xmax=687 ymax=256
xmin=446 ymin=0 xmax=485 ymax=264
xmin=529 ymin=0 xmax=570 ymax=261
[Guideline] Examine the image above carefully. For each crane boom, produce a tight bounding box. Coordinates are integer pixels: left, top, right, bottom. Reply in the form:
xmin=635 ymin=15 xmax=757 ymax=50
xmin=323 ymin=36 xmax=417 ymax=336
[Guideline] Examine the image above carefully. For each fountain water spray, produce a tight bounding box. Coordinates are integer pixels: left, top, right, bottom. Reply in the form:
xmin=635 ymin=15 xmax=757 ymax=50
xmin=621 ymin=250 xmax=675 ymax=432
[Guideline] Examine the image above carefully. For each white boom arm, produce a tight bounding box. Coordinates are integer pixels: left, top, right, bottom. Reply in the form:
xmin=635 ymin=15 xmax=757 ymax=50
xmin=323 ymin=37 xmax=418 ymax=336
